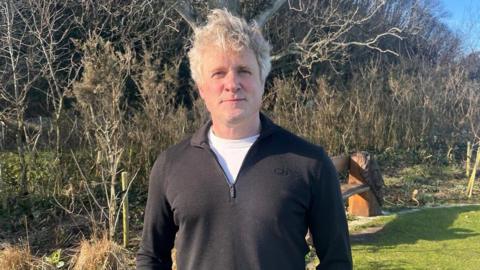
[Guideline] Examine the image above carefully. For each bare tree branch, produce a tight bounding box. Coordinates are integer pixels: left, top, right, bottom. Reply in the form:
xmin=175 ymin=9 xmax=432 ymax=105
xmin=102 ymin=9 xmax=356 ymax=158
xmin=0 ymin=0 xmax=43 ymax=196
xmin=333 ymin=27 xmax=403 ymax=56
xmin=174 ymin=0 xmax=199 ymax=30
xmin=208 ymin=0 xmax=240 ymax=15
xmin=270 ymin=0 xmax=405 ymax=77
xmin=254 ymin=0 xmax=287 ymax=28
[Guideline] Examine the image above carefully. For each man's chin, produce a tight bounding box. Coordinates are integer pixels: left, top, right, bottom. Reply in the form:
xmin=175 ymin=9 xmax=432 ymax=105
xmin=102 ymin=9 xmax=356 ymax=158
xmin=211 ymin=109 xmax=259 ymax=126
xmin=224 ymin=114 xmax=245 ymax=124
xmin=222 ymin=111 xmax=254 ymax=124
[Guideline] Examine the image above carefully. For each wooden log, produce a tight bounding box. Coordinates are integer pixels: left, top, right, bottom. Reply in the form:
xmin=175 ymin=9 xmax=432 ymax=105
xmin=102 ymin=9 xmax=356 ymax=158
xmin=347 ymin=152 xmax=382 ymax=217
xmin=341 ymin=183 xmax=370 ymax=201
xmin=331 ymin=155 xmax=350 ymax=173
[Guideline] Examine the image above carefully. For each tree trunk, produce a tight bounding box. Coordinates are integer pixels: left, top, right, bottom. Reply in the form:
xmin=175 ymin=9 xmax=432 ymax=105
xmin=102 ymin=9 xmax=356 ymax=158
xmin=109 ymin=172 xmax=117 ymax=240
xmin=208 ymin=0 xmax=240 ymax=15
xmin=16 ymin=114 xmax=28 ymax=196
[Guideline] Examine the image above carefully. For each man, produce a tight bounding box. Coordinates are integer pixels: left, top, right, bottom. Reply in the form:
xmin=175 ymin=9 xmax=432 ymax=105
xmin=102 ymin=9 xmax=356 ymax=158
xmin=137 ymin=9 xmax=352 ymax=270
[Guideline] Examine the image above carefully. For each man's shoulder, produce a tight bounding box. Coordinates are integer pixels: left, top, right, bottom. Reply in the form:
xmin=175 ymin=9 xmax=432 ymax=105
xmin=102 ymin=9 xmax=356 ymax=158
xmin=158 ymin=136 xmax=195 ymax=161
xmin=272 ymin=125 xmax=327 ymax=157
xmin=149 ymin=136 xmax=197 ymax=177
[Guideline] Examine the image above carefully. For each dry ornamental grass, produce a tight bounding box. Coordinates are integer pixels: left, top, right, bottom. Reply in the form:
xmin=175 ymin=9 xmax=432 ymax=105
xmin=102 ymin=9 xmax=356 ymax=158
xmin=0 ymin=245 xmax=38 ymax=270
xmin=71 ymin=235 xmax=130 ymax=270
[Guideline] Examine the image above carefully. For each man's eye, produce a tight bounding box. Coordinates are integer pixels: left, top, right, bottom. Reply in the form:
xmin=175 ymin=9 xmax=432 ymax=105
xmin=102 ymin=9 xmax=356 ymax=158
xmin=239 ymin=69 xmax=251 ymax=74
xmin=212 ymin=72 xmax=225 ymax=78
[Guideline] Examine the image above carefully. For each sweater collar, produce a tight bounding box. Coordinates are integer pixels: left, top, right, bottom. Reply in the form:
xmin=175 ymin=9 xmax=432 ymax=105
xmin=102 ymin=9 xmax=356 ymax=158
xmin=190 ymin=112 xmax=279 ymax=148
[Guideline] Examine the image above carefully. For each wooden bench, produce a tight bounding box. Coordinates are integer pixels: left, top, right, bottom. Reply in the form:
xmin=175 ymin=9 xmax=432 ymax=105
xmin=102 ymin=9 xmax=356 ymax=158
xmin=331 ymin=152 xmax=384 ymax=217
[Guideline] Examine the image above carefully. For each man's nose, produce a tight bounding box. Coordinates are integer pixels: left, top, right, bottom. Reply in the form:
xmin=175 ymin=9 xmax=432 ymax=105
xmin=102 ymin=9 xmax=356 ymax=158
xmin=224 ymin=71 xmax=240 ymax=92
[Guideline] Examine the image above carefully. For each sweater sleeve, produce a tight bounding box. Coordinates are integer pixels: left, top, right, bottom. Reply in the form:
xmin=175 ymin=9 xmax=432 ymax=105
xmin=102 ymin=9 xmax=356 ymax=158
xmin=137 ymin=153 xmax=178 ymax=270
xmin=308 ymin=150 xmax=353 ymax=270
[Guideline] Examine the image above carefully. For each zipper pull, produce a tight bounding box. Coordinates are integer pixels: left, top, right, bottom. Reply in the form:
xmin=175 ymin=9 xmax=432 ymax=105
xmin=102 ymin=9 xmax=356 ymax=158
xmin=229 ymin=185 xmax=236 ymax=198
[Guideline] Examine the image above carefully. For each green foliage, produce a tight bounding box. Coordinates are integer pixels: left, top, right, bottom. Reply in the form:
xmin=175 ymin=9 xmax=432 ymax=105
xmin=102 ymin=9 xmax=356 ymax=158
xmin=45 ymin=249 xmax=65 ymax=268
xmin=380 ymin=163 xmax=476 ymax=211
xmin=0 ymin=152 xmax=56 ymax=197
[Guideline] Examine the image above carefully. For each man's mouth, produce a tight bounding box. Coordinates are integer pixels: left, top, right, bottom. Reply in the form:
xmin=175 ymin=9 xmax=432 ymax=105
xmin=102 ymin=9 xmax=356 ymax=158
xmin=222 ymin=98 xmax=246 ymax=103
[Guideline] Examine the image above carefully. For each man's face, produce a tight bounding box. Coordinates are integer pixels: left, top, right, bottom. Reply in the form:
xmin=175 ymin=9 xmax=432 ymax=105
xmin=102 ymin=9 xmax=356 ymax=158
xmin=197 ymin=47 xmax=264 ymax=128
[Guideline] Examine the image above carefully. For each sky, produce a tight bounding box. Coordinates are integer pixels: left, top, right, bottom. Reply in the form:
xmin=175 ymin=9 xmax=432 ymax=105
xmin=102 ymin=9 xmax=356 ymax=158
xmin=440 ymin=0 xmax=480 ymax=52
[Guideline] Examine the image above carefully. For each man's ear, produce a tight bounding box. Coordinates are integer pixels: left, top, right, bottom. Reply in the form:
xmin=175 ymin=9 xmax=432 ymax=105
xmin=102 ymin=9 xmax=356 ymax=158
xmin=197 ymin=84 xmax=206 ymax=100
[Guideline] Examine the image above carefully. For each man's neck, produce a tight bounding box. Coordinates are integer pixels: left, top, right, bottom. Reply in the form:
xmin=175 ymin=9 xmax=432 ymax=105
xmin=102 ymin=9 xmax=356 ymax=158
xmin=211 ymin=115 xmax=261 ymax=140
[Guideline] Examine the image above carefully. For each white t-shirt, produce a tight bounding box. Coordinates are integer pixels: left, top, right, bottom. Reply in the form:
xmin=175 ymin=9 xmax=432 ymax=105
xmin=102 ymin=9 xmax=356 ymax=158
xmin=208 ymin=128 xmax=259 ymax=184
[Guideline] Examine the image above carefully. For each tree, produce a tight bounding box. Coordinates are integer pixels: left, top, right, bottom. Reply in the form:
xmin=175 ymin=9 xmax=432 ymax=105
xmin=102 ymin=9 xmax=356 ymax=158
xmin=73 ymin=36 xmax=133 ymax=240
xmin=174 ymin=0 xmax=403 ymax=77
xmin=0 ymin=0 xmax=43 ymax=197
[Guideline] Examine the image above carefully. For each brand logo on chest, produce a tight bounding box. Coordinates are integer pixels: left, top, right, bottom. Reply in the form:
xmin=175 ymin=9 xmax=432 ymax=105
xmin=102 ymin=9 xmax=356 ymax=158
xmin=273 ymin=167 xmax=301 ymax=178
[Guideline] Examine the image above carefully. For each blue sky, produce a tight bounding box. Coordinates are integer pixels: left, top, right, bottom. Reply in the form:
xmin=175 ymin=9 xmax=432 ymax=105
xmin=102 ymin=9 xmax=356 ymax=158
xmin=440 ymin=0 xmax=480 ymax=52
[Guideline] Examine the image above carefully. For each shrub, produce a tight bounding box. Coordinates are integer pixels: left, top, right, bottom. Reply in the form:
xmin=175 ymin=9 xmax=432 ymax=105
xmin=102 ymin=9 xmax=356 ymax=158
xmin=0 ymin=244 xmax=50 ymax=270
xmin=71 ymin=235 xmax=130 ymax=270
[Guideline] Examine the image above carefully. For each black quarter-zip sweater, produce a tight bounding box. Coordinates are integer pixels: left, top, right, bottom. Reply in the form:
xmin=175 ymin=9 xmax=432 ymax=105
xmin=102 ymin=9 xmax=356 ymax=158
xmin=136 ymin=114 xmax=352 ymax=270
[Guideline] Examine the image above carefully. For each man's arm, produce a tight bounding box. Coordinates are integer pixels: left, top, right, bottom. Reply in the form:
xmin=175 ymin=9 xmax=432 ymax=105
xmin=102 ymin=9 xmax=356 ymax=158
xmin=308 ymin=150 xmax=353 ymax=270
xmin=137 ymin=153 xmax=178 ymax=270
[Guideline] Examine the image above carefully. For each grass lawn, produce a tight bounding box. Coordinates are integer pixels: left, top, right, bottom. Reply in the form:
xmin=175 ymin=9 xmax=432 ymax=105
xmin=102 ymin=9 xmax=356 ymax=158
xmin=351 ymin=205 xmax=480 ymax=270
